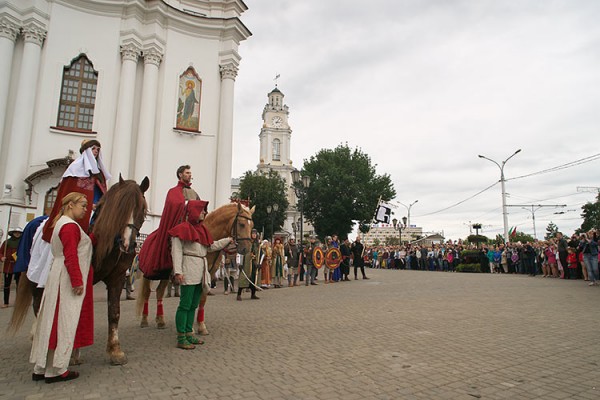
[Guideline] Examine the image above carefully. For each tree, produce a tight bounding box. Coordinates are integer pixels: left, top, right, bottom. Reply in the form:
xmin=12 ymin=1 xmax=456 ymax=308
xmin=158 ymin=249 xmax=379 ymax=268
xmin=238 ymin=170 xmax=289 ymax=240
xmin=510 ymin=231 xmax=535 ymax=243
xmin=579 ymin=193 xmax=600 ymax=233
xmin=385 ymin=236 xmax=400 ymax=246
xmin=545 ymin=221 xmax=559 ymax=240
xmin=372 ymin=238 xmax=381 ymax=247
xmin=301 ymin=144 xmax=395 ymax=239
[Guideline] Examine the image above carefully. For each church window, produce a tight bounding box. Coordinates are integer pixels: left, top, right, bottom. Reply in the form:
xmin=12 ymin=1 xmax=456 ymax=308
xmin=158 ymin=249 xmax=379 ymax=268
xmin=272 ymin=138 xmax=281 ymax=161
xmin=44 ymin=186 xmax=58 ymax=216
xmin=56 ymin=54 xmax=98 ymax=132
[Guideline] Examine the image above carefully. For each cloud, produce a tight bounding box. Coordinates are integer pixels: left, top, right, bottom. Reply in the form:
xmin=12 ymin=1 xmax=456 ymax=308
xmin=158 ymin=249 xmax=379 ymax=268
xmin=233 ymin=0 xmax=600 ymax=239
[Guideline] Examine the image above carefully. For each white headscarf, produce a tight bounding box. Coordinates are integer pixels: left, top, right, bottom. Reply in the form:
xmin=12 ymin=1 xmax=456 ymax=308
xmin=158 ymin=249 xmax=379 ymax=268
xmin=62 ymin=147 xmax=112 ymax=181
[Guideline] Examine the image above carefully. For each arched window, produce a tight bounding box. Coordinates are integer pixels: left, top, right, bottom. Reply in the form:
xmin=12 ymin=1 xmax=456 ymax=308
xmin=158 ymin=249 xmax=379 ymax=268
xmin=272 ymin=138 xmax=281 ymax=161
xmin=44 ymin=186 xmax=58 ymax=216
xmin=56 ymin=54 xmax=98 ymax=132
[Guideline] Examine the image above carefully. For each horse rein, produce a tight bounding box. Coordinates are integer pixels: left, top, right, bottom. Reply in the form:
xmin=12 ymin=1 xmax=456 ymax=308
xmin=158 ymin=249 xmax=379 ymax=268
xmin=230 ymin=209 xmax=253 ymax=252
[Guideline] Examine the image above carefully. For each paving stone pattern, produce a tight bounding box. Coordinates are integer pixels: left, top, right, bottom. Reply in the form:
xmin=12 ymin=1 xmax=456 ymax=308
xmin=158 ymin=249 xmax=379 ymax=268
xmin=1 ymin=270 xmax=599 ymax=399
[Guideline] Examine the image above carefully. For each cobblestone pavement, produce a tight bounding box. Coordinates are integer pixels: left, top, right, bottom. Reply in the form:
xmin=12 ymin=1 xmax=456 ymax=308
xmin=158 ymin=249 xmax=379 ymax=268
xmin=1 ymin=270 xmax=599 ymax=400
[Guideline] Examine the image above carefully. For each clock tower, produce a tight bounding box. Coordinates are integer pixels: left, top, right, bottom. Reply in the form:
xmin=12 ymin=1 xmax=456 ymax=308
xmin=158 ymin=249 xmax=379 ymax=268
xmin=257 ymin=87 xmax=299 ymax=237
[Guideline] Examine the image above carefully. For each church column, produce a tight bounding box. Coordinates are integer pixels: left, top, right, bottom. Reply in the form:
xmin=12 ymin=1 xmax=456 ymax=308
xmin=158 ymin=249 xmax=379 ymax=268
xmin=1 ymin=23 xmax=46 ymax=202
xmin=0 ymin=18 xmax=20 ymax=164
xmin=111 ymin=43 xmax=140 ymax=181
xmin=134 ymin=48 xmax=162 ymax=206
xmin=214 ymin=63 xmax=238 ymax=207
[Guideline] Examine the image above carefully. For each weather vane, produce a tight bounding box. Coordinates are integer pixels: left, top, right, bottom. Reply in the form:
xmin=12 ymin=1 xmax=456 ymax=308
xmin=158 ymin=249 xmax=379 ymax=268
xmin=274 ymin=73 xmax=280 ymax=87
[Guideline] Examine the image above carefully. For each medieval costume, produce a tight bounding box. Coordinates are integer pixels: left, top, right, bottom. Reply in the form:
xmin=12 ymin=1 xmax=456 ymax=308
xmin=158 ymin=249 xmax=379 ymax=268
xmin=30 ymin=215 xmax=94 ymax=382
xmin=284 ymin=239 xmax=299 ymax=287
xmin=1 ymin=228 xmax=22 ymax=308
xmin=221 ymin=248 xmax=239 ymax=295
xmin=340 ymin=239 xmax=352 ymax=281
xmin=271 ymin=238 xmax=285 ymax=288
xmin=304 ymin=237 xmax=318 ymax=286
xmin=42 ymin=140 xmax=110 ymax=242
xmin=351 ymin=238 xmax=369 ymax=280
xmin=260 ymin=240 xmax=272 ymax=288
xmin=237 ymin=229 xmax=260 ymax=301
xmin=330 ymin=236 xmax=342 ymax=282
xmin=139 ymin=179 xmax=199 ymax=280
xmin=169 ymin=200 xmax=231 ymax=349
xmin=14 ymin=216 xmax=48 ymax=274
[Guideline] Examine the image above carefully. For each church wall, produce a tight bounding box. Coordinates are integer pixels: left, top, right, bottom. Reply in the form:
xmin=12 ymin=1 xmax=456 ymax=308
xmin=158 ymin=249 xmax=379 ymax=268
xmin=27 ymin=3 xmax=122 ymax=175
xmin=145 ymin=29 xmax=224 ymax=231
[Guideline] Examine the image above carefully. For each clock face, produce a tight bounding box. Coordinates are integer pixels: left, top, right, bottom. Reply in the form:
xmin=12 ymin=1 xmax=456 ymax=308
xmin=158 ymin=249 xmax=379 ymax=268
xmin=272 ymin=116 xmax=283 ymax=128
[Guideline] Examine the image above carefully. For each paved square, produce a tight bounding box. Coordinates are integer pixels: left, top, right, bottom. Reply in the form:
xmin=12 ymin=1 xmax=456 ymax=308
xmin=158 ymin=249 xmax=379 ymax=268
xmin=1 ymin=270 xmax=599 ymax=399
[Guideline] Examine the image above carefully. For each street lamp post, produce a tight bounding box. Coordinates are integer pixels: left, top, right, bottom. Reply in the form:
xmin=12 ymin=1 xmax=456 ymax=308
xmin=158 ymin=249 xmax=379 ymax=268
xmin=392 ymin=216 xmax=408 ymax=245
xmin=399 ymin=200 xmax=418 ymax=228
xmin=291 ymin=169 xmax=311 ymax=253
xmin=478 ymin=149 xmax=521 ymax=243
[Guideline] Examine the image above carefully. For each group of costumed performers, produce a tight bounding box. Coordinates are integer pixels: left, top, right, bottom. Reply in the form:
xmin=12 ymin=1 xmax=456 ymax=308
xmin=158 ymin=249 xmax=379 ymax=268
xmin=169 ymin=200 xmax=233 ymax=349
xmin=1 ymin=228 xmax=23 ymax=308
xmin=30 ymin=192 xmax=94 ymax=383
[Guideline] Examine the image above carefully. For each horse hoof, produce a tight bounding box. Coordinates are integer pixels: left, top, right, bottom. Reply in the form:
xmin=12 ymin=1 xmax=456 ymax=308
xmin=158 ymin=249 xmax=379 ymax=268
xmin=157 ymin=322 xmax=166 ymax=329
xmin=109 ymin=352 xmax=128 ymax=366
xmin=140 ymin=319 xmax=149 ymax=328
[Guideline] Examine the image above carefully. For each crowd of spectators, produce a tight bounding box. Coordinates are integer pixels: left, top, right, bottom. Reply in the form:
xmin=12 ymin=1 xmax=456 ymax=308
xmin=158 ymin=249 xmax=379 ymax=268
xmin=362 ymin=230 xmax=599 ymax=285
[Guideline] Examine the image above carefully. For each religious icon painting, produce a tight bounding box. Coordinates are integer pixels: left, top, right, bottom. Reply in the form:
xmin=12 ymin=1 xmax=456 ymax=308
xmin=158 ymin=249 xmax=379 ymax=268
xmin=176 ymin=67 xmax=202 ymax=131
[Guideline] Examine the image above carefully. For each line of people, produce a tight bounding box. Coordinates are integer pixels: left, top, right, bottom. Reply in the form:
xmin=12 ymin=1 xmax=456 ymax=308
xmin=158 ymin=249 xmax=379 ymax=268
xmin=361 ymin=230 xmax=599 ymax=286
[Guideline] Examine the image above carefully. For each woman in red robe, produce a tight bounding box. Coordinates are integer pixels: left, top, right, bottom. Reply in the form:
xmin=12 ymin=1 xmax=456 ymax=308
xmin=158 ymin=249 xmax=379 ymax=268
xmin=30 ymin=192 xmax=94 ymax=383
xmin=42 ymin=139 xmax=111 ymax=242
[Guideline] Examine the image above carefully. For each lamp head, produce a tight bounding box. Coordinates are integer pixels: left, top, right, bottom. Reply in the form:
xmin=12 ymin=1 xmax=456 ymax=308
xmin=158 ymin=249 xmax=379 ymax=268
xmin=402 ymin=216 xmax=408 ymax=225
xmin=291 ymin=169 xmax=300 ymax=184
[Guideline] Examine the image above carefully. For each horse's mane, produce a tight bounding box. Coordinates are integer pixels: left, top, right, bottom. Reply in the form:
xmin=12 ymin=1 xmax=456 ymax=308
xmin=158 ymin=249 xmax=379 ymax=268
xmin=92 ymin=180 xmax=147 ymax=265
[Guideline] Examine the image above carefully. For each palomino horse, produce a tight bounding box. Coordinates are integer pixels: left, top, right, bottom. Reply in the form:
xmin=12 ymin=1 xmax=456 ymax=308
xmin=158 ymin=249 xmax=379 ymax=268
xmin=8 ymin=176 xmax=149 ymax=365
xmin=137 ymin=202 xmax=255 ymax=333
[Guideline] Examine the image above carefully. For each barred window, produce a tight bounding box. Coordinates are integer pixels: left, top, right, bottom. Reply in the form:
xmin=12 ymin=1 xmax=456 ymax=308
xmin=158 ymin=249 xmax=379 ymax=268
xmin=272 ymin=138 xmax=281 ymax=161
xmin=56 ymin=55 xmax=98 ymax=132
xmin=44 ymin=186 xmax=58 ymax=216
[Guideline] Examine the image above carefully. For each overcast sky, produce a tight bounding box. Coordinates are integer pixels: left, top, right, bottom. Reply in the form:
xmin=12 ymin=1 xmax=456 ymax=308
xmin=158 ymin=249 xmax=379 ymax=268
xmin=231 ymin=0 xmax=600 ymax=241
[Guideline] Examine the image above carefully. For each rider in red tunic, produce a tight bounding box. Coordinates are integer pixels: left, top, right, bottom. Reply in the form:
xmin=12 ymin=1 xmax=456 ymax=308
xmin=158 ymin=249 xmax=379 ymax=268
xmin=139 ymin=165 xmax=200 ymax=280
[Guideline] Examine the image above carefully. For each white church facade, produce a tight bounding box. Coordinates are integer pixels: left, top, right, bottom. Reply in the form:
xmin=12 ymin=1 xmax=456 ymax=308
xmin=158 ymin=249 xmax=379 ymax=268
xmin=0 ymin=0 xmax=251 ymax=235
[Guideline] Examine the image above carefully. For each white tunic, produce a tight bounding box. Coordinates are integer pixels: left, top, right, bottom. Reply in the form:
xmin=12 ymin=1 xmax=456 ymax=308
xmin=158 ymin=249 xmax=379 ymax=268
xmin=30 ymin=216 xmax=92 ymax=370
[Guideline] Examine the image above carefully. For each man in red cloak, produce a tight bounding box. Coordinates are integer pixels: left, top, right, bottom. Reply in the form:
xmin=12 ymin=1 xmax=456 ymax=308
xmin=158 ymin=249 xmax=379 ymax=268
xmin=138 ymin=165 xmax=200 ymax=280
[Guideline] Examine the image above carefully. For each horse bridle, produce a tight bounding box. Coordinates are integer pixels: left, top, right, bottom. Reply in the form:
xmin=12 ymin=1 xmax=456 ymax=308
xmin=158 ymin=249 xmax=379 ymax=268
xmin=116 ymin=223 xmax=142 ymax=255
xmin=230 ymin=209 xmax=253 ymax=249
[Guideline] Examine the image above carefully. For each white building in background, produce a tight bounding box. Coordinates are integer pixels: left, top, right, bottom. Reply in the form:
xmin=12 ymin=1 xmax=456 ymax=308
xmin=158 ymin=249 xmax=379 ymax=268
xmin=362 ymin=224 xmax=424 ymax=247
xmin=0 ymin=0 xmax=251 ymax=234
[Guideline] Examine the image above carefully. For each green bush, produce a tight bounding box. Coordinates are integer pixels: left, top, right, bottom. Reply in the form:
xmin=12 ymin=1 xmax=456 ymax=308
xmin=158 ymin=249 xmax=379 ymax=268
xmin=460 ymin=250 xmax=482 ymax=264
xmin=455 ymin=263 xmax=481 ymax=273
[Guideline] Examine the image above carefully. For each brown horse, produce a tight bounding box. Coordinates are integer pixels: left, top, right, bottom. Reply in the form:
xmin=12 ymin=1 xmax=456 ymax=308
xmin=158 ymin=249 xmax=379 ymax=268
xmin=137 ymin=202 xmax=255 ymax=334
xmin=8 ymin=176 xmax=149 ymax=365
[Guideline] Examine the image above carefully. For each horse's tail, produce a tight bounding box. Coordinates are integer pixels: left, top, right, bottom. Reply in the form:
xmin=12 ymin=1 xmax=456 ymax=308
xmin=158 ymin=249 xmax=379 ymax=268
xmin=7 ymin=274 xmax=34 ymax=335
xmin=136 ymin=277 xmax=151 ymax=316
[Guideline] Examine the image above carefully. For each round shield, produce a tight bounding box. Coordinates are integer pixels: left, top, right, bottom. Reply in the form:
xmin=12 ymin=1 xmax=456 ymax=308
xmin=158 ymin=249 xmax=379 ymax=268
xmin=312 ymin=246 xmax=325 ymax=269
xmin=325 ymin=247 xmax=342 ymax=269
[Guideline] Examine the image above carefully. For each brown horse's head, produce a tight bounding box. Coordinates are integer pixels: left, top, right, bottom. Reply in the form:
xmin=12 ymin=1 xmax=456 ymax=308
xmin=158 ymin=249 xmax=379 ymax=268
xmin=92 ymin=175 xmax=149 ymax=269
xmin=203 ymin=202 xmax=255 ymax=276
